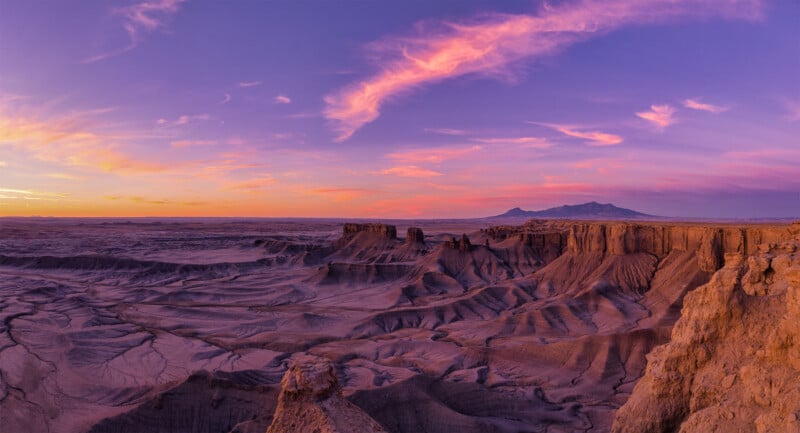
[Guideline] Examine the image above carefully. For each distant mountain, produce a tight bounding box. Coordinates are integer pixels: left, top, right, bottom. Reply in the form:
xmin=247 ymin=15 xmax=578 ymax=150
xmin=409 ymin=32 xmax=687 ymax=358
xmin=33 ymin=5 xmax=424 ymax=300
xmin=493 ymin=202 xmax=653 ymax=219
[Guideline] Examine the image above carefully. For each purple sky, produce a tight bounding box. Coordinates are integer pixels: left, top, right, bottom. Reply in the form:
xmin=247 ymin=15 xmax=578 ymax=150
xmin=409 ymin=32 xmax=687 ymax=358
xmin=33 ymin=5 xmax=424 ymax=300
xmin=0 ymin=0 xmax=798 ymax=218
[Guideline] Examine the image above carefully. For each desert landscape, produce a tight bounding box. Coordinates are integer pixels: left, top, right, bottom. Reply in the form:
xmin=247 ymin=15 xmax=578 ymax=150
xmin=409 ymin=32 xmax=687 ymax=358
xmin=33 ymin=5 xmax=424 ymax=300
xmin=1 ymin=216 xmax=798 ymax=432
xmin=2 ymin=0 xmax=799 ymax=431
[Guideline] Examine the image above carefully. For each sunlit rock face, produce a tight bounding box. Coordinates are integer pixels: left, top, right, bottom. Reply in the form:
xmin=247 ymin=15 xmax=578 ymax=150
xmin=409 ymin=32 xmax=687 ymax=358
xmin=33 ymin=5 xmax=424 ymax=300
xmin=266 ymin=354 xmax=386 ymax=433
xmin=0 ymin=218 xmax=795 ymax=433
xmin=612 ymin=239 xmax=800 ymax=433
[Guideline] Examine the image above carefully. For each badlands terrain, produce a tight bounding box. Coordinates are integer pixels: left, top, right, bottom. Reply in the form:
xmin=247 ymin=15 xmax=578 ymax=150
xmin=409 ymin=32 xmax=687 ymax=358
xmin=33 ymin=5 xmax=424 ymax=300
xmin=0 ymin=217 xmax=798 ymax=433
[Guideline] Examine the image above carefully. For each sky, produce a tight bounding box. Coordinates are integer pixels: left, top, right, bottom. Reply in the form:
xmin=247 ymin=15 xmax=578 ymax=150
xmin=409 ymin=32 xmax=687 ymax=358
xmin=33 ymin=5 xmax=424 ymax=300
xmin=0 ymin=0 xmax=798 ymax=219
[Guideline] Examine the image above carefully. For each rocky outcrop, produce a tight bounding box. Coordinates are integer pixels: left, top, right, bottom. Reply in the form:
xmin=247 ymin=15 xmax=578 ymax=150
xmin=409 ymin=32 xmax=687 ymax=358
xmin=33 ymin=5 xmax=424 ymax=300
xmin=341 ymin=223 xmax=397 ymax=240
xmin=447 ymin=234 xmax=472 ymax=252
xmin=485 ymin=221 xmax=792 ymax=274
xmin=406 ymin=227 xmax=425 ymax=244
xmin=266 ymin=355 xmax=386 ymax=433
xmin=611 ymin=240 xmax=800 ymax=433
xmin=564 ymin=222 xmax=789 ymax=272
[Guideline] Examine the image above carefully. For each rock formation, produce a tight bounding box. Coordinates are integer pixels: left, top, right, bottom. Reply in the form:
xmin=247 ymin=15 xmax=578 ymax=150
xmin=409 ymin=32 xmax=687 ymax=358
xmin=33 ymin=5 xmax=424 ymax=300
xmin=486 ymin=221 xmax=791 ymax=273
xmin=446 ymin=234 xmax=472 ymax=252
xmin=611 ymin=239 xmax=800 ymax=433
xmin=341 ymin=223 xmax=397 ymax=239
xmin=266 ymin=355 xmax=386 ymax=433
xmin=406 ymin=227 xmax=425 ymax=244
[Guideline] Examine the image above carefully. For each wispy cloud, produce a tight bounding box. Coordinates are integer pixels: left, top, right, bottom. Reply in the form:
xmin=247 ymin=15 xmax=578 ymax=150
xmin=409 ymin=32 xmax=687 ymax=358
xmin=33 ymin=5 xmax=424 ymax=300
xmin=306 ymin=187 xmax=377 ymax=202
xmin=536 ymin=123 xmax=623 ymax=146
xmin=285 ymin=112 xmax=321 ymax=119
xmin=238 ymin=81 xmax=262 ymax=88
xmin=783 ymin=99 xmax=800 ymax=122
xmin=424 ymin=128 xmax=469 ymax=136
xmin=374 ymin=165 xmax=443 ymax=178
xmin=274 ymin=95 xmax=292 ymax=104
xmin=387 ymin=145 xmax=481 ymax=164
xmin=170 ymin=139 xmax=216 ymax=148
xmin=44 ymin=173 xmax=84 ymax=181
xmin=0 ymin=187 xmax=69 ymax=200
xmin=683 ymin=98 xmax=729 ymax=113
xmin=225 ymin=175 xmax=277 ymax=192
xmin=156 ymin=113 xmax=211 ymax=126
xmin=636 ymin=104 xmax=677 ymax=128
xmin=0 ymin=102 xmax=166 ymax=174
xmin=104 ymin=195 xmax=204 ymax=206
xmin=83 ymin=0 xmax=186 ymax=63
xmin=220 ymin=93 xmax=232 ymax=104
xmin=472 ymin=136 xmax=553 ymax=148
xmin=324 ymin=0 xmax=762 ymax=140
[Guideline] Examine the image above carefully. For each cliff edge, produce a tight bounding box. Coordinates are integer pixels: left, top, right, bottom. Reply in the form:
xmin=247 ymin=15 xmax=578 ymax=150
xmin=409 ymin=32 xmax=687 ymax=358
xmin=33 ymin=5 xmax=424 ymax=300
xmin=612 ymin=235 xmax=800 ymax=433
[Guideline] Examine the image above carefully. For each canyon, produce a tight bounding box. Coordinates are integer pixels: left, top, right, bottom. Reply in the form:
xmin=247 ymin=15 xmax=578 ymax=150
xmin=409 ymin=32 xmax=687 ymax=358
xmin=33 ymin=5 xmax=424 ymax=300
xmin=0 ymin=218 xmax=797 ymax=432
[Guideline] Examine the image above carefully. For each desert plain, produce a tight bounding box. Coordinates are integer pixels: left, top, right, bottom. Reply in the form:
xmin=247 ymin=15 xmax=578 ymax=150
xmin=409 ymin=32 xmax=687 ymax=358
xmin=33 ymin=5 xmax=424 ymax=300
xmin=1 ymin=217 xmax=798 ymax=433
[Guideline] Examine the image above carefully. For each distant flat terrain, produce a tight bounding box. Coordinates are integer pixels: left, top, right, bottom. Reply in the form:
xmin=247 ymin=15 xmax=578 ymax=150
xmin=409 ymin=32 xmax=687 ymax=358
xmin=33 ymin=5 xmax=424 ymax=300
xmin=0 ymin=218 xmax=795 ymax=433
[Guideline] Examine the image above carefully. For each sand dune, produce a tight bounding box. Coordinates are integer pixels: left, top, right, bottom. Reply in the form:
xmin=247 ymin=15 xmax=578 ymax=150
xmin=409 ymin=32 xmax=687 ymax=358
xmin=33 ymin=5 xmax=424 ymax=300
xmin=0 ymin=218 xmax=795 ymax=432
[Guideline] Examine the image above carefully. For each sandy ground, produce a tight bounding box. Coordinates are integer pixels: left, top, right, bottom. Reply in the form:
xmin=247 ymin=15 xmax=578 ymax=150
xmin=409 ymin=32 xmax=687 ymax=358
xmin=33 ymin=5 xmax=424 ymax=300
xmin=0 ymin=217 xmax=790 ymax=433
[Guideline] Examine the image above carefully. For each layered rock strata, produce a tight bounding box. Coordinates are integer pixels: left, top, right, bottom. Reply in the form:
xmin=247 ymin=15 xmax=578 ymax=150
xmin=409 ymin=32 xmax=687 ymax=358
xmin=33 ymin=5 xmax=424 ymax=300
xmin=406 ymin=227 xmax=425 ymax=244
xmin=612 ymin=239 xmax=800 ymax=433
xmin=486 ymin=221 xmax=792 ymax=273
xmin=341 ymin=223 xmax=397 ymax=239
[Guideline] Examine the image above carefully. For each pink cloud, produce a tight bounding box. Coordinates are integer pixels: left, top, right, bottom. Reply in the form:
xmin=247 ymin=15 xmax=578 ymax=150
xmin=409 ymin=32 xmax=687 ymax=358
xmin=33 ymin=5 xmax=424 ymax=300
xmin=683 ymin=98 xmax=729 ymax=113
xmin=636 ymin=104 xmax=677 ymax=128
xmin=472 ymin=136 xmax=552 ymax=148
xmin=274 ymin=95 xmax=292 ymax=104
xmin=83 ymin=0 xmax=186 ymax=63
xmin=224 ymin=175 xmax=277 ymax=192
xmin=324 ymin=0 xmax=762 ymax=140
xmin=170 ymin=139 xmax=216 ymax=148
xmin=784 ymin=99 xmax=800 ymax=122
xmin=386 ymin=145 xmax=481 ymax=164
xmin=0 ymin=104 xmax=166 ymax=174
xmin=238 ymin=81 xmax=262 ymax=88
xmin=374 ymin=165 xmax=443 ymax=178
xmin=305 ymin=187 xmax=378 ymax=202
xmin=539 ymin=123 xmax=623 ymax=146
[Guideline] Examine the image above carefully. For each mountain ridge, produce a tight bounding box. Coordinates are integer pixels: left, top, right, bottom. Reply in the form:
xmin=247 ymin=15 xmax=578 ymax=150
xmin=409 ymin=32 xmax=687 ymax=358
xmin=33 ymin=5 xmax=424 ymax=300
xmin=493 ymin=201 xmax=653 ymax=219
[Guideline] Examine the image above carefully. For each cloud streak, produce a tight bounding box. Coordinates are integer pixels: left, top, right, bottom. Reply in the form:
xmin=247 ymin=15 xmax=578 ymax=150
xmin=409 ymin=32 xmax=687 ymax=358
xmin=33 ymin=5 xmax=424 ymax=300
xmin=274 ymin=95 xmax=292 ymax=104
xmin=324 ymin=0 xmax=762 ymax=140
xmin=387 ymin=145 xmax=481 ymax=164
xmin=536 ymin=123 xmax=622 ymax=145
xmin=636 ymin=104 xmax=677 ymax=128
xmin=170 ymin=139 xmax=216 ymax=148
xmin=157 ymin=113 xmax=211 ymax=126
xmin=0 ymin=100 xmax=166 ymax=174
xmin=374 ymin=165 xmax=443 ymax=178
xmin=683 ymin=98 xmax=729 ymax=113
xmin=83 ymin=0 xmax=186 ymax=63
xmin=472 ymin=136 xmax=552 ymax=147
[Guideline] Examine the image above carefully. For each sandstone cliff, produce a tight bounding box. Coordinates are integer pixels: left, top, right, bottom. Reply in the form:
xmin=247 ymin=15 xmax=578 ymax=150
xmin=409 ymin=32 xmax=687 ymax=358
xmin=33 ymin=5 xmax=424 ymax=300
xmin=266 ymin=355 xmax=386 ymax=433
xmin=611 ymin=238 xmax=800 ymax=433
xmin=341 ymin=223 xmax=397 ymax=240
xmin=487 ymin=220 xmax=791 ymax=273
xmin=406 ymin=227 xmax=425 ymax=244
